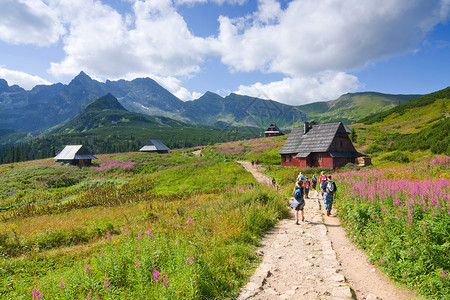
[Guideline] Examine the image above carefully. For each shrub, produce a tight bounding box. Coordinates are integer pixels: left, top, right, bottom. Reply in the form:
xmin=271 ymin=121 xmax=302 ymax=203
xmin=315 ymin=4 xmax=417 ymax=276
xmin=383 ymin=151 xmax=410 ymax=163
xmin=46 ymin=177 xmax=79 ymax=188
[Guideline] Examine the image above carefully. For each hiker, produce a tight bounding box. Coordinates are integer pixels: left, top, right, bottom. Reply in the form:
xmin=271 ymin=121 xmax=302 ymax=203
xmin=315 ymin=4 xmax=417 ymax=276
xmin=272 ymin=177 xmax=276 ymax=187
xmin=297 ymin=171 xmax=305 ymax=181
xmin=319 ymin=171 xmax=327 ymax=198
xmin=304 ymin=177 xmax=311 ymax=198
xmin=290 ymin=179 xmax=305 ymax=224
xmin=311 ymin=175 xmax=317 ymax=192
xmin=323 ymin=175 xmax=337 ymax=216
xmin=251 ymin=160 xmax=254 ymax=166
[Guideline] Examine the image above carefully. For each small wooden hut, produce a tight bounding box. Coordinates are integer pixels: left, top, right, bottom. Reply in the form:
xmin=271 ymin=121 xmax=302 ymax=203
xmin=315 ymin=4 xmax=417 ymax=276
xmin=139 ymin=139 xmax=170 ymax=153
xmin=53 ymin=145 xmax=97 ymax=166
xmin=264 ymin=124 xmax=284 ymax=137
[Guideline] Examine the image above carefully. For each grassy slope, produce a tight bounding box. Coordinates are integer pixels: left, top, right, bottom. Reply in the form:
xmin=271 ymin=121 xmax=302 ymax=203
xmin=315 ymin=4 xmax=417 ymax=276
xmin=298 ymin=92 xmax=420 ymax=124
xmin=349 ymin=88 xmax=450 ymax=160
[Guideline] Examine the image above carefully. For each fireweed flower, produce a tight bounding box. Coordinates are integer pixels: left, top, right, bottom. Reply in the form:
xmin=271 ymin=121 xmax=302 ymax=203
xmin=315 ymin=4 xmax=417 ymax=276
xmin=104 ymin=278 xmax=111 ymax=292
xmin=106 ymin=230 xmax=111 ymax=242
xmin=59 ymin=278 xmax=66 ymax=289
xmin=186 ymin=256 xmax=194 ymax=265
xmin=85 ymin=264 xmax=92 ymax=275
xmin=147 ymin=228 xmax=153 ymax=238
xmin=187 ymin=216 xmax=193 ymax=226
xmin=163 ymin=274 xmax=169 ymax=288
xmin=153 ymin=269 xmax=160 ymax=282
xmin=32 ymin=288 xmax=44 ymax=299
xmin=124 ymin=227 xmax=129 ymax=236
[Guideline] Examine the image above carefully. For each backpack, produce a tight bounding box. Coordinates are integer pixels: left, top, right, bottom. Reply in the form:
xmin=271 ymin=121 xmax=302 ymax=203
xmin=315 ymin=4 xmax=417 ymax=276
xmin=294 ymin=188 xmax=303 ymax=201
xmin=326 ymin=181 xmax=335 ymax=193
xmin=305 ymin=181 xmax=310 ymax=188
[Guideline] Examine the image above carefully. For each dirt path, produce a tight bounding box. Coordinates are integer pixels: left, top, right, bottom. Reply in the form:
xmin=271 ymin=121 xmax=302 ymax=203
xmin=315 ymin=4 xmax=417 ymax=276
xmin=237 ymin=161 xmax=421 ymax=300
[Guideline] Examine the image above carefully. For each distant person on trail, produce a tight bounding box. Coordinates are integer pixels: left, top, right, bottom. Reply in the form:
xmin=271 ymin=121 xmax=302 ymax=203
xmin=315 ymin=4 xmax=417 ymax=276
xmin=311 ymin=175 xmax=317 ymax=192
xmin=323 ymin=175 xmax=337 ymax=216
xmin=272 ymin=177 xmax=276 ymax=187
xmin=251 ymin=160 xmax=254 ymax=166
xmin=297 ymin=172 xmax=305 ymax=181
xmin=290 ymin=179 xmax=305 ymax=224
xmin=319 ymin=171 xmax=327 ymax=198
xmin=304 ymin=177 xmax=311 ymax=198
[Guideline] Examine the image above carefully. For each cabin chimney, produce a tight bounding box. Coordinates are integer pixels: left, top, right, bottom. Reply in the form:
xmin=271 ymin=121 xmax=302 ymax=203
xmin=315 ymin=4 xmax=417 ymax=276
xmin=303 ymin=121 xmax=316 ymax=134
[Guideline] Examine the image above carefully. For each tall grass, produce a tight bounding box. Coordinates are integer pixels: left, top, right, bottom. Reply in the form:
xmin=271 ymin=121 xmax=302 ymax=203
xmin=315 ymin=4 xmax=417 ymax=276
xmin=2 ymin=185 xmax=288 ymax=299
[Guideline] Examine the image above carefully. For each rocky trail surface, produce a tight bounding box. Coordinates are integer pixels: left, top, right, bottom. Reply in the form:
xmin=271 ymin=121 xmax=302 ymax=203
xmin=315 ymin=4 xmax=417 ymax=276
xmin=237 ymin=161 xmax=421 ymax=300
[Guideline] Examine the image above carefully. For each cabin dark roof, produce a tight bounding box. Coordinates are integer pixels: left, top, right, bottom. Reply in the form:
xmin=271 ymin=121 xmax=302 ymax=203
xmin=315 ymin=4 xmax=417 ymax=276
xmin=278 ymin=122 xmax=343 ymax=157
xmin=264 ymin=124 xmax=283 ymax=134
xmin=54 ymin=145 xmax=97 ymax=160
xmin=139 ymin=139 xmax=170 ymax=152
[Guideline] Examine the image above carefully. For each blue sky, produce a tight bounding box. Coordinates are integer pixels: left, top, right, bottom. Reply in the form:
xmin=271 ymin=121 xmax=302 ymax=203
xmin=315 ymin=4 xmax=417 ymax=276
xmin=0 ymin=0 xmax=449 ymax=105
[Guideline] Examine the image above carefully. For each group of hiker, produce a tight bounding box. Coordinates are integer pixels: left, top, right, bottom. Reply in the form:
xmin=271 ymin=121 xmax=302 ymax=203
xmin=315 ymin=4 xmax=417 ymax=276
xmin=290 ymin=171 xmax=337 ymax=224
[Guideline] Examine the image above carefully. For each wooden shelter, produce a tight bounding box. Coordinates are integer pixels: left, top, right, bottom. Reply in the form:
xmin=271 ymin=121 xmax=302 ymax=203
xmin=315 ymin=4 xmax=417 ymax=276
xmin=53 ymin=145 xmax=97 ymax=166
xmin=278 ymin=122 xmax=365 ymax=168
xmin=264 ymin=124 xmax=284 ymax=137
xmin=139 ymin=139 xmax=170 ymax=153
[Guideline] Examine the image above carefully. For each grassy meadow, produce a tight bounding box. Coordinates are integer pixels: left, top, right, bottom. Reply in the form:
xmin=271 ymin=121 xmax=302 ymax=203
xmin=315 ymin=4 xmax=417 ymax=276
xmin=1 ymin=133 xmax=449 ymax=299
xmin=0 ymin=148 xmax=289 ymax=299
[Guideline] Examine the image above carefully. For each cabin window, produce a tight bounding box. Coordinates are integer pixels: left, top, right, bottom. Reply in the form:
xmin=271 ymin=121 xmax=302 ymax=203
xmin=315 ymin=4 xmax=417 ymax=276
xmin=311 ymin=153 xmax=322 ymax=162
xmin=282 ymin=154 xmax=291 ymax=162
xmin=340 ymin=140 xmax=343 ymax=148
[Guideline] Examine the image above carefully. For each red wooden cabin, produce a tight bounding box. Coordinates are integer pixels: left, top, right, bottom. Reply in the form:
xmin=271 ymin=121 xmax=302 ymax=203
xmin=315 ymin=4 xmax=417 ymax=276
xmin=278 ymin=122 xmax=364 ymax=169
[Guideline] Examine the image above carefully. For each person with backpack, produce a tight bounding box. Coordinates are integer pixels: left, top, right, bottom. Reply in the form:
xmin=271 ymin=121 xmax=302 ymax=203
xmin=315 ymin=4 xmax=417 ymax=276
xmin=290 ymin=179 xmax=305 ymax=224
xmin=323 ymin=175 xmax=337 ymax=216
xmin=311 ymin=175 xmax=317 ymax=191
xmin=319 ymin=171 xmax=327 ymax=198
xmin=304 ymin=177 xmax=311 ymax=198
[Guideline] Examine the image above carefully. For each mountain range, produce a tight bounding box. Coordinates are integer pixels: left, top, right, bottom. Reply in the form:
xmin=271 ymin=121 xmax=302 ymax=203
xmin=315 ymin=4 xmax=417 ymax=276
xmin=0 ymin=71 xmax=421 ymax=133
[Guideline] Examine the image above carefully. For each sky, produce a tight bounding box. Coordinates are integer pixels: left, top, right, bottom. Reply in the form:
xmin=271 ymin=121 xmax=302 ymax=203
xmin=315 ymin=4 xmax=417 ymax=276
xmin=0 ymin=0 xmax=449 ymax=106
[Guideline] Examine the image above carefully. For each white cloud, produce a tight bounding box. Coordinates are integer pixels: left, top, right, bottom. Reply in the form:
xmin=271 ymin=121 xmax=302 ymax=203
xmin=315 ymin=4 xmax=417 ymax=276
xmin=5 ymin=0 xmax=449 ymax=105
xmin=235 ymin=72 xmax=361 ymax=105
xmin=0 ymin=0 xmax=65 ymax=46
xmin=153 ymin=75 xmax=202 ymax=100
xmin=0 ymin=67 xmax=51 ymax=90
xmin=217 ymin=0 xmax=450 ymax=76
xmin=48 ymin=0 xmax=211 ymax=81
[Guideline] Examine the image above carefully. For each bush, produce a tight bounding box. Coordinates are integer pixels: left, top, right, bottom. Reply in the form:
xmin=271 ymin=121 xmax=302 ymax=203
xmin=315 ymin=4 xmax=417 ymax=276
xmin=383 ymin=151 xmax=410 ymax=163
xmin=46 ymin=177 xmax=79 ymax=188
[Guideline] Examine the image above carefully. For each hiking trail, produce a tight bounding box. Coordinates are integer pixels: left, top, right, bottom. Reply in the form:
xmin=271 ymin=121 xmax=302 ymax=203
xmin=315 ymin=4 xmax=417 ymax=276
xmin=236 ymin=161 xmax=421 ymax=300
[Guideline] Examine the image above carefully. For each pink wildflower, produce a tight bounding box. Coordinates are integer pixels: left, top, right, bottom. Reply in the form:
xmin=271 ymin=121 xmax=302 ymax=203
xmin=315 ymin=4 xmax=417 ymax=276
xmin=85 ymin=264 xmax=91 ymax=275
xmin=147 ymin=228 xmax=153 ymax=238
xmin=104 ymin=278 xmax=111 ymax=292
xmin=59 ymin=279 xmax=66 ymax=289
xmin=153 ymin=269 xmax=160 ymax=282
xmin=32 ymin=288 xmax=44 ymax=299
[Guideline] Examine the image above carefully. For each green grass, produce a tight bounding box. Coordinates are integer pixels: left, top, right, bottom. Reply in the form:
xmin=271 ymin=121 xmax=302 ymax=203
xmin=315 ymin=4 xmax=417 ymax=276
xmin=0 ymin=150 xmax=289 ymax=299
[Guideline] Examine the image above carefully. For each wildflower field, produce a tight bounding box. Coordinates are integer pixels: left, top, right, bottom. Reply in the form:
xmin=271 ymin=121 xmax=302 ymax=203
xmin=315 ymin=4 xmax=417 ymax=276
xmin=334 ymin=156 xmax=450 ymax=298
xmin=0 ymin=149 xmax=288 ymax=299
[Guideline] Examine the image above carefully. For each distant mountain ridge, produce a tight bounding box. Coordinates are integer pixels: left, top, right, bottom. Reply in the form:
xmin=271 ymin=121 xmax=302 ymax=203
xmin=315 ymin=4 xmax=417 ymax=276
xmin=0 ymin=72 xmax=306 ymax=132
xmin=297 ymin=92 xmax=421 ymax=124
xmin=0 ymin=71 xmax=421 ymax=133
xmin=52 ymin=93 xmax=186 ymax=134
